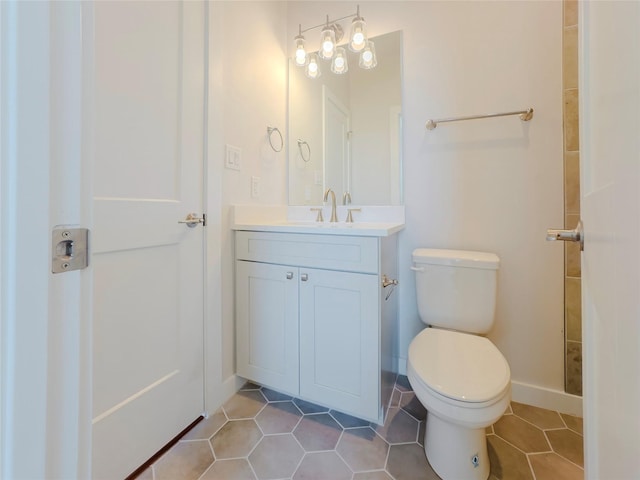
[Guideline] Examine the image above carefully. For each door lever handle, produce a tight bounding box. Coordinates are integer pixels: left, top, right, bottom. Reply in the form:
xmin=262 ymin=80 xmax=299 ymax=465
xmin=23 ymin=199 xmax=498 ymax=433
xmin=178 ymin=213 xmax=205 ymax=228
xmin=546 ymin=220 xmax=583 ymax=251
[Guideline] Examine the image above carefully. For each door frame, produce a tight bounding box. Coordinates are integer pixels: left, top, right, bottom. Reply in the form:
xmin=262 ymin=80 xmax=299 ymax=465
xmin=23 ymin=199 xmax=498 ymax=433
xmin=1 ymin=2 xmax=225 ymax=477
xmin=1 ymin=2 xmax=92 ymax=478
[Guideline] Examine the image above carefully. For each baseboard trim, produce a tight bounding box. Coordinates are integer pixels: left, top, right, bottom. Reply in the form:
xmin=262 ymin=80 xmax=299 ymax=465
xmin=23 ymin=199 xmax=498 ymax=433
xmin=511 ymin=381 xmax=583 ymax=416
xmin=395 ymin=356 xmax=407 ymax=376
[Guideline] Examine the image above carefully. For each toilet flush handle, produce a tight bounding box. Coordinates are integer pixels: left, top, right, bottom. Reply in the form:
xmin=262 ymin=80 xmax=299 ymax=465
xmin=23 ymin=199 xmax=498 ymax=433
xmin=410 ymin=266 xmax=424 ymax=272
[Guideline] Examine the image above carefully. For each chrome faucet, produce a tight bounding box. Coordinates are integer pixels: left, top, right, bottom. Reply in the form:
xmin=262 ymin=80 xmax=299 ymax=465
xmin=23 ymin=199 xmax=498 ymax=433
xmin=323 ymin=188 xmax=338 ymax=222
xmin=342 ymin=192 xmax=352 ymax=205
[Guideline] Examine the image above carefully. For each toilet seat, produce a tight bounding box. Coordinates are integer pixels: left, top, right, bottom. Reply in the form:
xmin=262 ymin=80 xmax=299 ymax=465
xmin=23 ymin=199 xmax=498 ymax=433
xmin=408 ymin=328 xmax=510 ymax=404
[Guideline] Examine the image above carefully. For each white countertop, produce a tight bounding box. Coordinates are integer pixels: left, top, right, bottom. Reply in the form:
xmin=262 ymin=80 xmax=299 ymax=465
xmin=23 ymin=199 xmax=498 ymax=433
xmin=231 ymin=205 xmax=405 ymax=237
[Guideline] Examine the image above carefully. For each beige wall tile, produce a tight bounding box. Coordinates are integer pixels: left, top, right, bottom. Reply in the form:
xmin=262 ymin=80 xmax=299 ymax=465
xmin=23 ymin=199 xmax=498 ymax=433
xmin=565 ymin=213 xmax=582 ymax=277
xmin=564 ymin=0 xmax=578 ymax=27
xmin=563 ymin=26 xmax=578 ymax=89
xmin=566 ymin=242 xmax=582 ymax=277
xmin=564 ymin=89 xmax=580 ymax=152
xmin=566 ymin=341 xmax=583 ymax=396
xmin=565 ymin=277 xmax=582 ymax=342
xmin=564 ymin=152 xmax=580 ymax=214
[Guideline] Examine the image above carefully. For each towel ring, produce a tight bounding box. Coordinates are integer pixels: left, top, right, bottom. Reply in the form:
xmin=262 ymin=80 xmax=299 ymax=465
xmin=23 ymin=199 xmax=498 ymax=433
xmin=267 ymin=126 xmax=283 ymax=152
xmin=297 ymin=139 xmax=311 ymax=162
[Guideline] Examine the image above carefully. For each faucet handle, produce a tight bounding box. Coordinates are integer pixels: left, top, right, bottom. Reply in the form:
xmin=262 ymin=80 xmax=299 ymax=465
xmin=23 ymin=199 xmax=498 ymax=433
xmin=345 ymin=208 xmax=361 ymax=223
xmin=310 ymin=207 xmax=324 ymax=222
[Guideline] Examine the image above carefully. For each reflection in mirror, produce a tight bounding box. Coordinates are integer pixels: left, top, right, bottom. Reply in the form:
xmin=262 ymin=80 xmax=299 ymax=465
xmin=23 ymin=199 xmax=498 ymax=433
xmin=288 ymin=30 xmax=403 ymax=206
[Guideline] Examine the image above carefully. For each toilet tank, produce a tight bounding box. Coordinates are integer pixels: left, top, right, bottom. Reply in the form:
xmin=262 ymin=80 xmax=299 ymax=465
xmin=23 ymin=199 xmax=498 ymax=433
xmin=412 ymin=248 xmax=500 ymax=334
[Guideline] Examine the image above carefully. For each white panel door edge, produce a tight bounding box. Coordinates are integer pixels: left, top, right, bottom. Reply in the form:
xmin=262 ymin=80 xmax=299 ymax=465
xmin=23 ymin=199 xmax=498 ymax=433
xmin=90 ymin=2 xmax=206 ymax=478
xmin=580 ymin=1 xmax=640 ymax=478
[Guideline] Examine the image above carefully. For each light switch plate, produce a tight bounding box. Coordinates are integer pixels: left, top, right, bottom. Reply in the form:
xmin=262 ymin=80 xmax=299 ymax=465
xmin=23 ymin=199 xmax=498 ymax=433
xmin=251 ymin=176 xmax=261 ymax=197
xmin=225 ymin=144 xmax=241 ymax=170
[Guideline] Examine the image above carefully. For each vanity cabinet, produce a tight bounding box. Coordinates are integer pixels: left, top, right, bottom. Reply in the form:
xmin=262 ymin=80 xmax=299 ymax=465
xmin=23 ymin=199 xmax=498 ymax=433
xmin=235 ymin=230 xmax=397 ymax=424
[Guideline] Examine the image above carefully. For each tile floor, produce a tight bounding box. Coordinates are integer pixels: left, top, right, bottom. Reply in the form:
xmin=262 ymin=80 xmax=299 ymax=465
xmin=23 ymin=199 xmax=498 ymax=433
xmin=138 ymin=376 xmax=584 ymax=480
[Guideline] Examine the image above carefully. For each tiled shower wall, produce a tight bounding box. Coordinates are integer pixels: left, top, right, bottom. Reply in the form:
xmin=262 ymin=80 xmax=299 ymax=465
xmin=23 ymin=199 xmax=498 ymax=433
xmin=563 ymin=0 xmax=582 ymax=396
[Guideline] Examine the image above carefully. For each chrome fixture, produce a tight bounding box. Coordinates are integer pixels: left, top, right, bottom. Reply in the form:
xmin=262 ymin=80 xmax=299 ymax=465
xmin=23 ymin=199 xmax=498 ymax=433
xmin=52 ymin=227 xmax=89 ymax=274
xmin=425 ymin=108 xmax=534 ymax=131
xmin=342 ymin=192 xmax=352 ymax=205
xmin=310 ymin=207 xmax=324 ymax=222
xmin=381 ymin=274 xmax=398 ymax=300
xmin=323 ymin=188 xmax=338 ymax=222
xmin=178 ymin=213 xmax=206 ymax=228
xmin=546 ymin=219 xmax=584 ymax=251
xmin=346 ymin=208 xmax=361 ymax=223
xmin=297 ymin=139 xmax=311 ymax=162
xmin=294 ymin=5 xmax=376 ymax=79
xmin=267 ymin=126 xmax=283 ymax=152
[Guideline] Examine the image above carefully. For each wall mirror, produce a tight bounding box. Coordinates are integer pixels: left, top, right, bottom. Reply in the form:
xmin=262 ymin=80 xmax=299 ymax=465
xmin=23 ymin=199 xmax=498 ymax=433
xmin=288 ymin=30 xmax=403 ymax=206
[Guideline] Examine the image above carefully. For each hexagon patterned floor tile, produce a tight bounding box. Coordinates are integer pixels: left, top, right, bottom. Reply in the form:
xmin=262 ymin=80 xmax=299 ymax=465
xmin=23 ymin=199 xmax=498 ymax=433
xmin=140 ymin=376 xmax=583 ymax=480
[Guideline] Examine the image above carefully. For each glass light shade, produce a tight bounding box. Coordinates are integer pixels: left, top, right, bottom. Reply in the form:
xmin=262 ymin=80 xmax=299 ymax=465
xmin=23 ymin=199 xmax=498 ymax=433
xmin=294 ymin=35 xmax=307 ymax=66
xmin=331 ymin=47 xmax=348 ymax=74
xmin=359 ymin=40 xmax=377 ymax=69
xmin=305 ymin=53 xmax=321 ymax=79
xmin=319 ymin=26 xmax=336 ymax=60
xmin=349 ymin=17 xmax=367 ymax=52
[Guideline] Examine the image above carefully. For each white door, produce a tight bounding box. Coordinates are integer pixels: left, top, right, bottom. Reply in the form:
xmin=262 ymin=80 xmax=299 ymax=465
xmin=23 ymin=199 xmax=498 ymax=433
xmin=580 ymin=2 xmax=640 ymax=478
xmin=90 ymin=2 xmax=205 ymax=478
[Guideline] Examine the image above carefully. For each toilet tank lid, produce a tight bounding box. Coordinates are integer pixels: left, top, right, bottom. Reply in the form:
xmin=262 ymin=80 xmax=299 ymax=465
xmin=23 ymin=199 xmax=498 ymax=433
xmin=412 ymin=248 xmax=500 ymax=270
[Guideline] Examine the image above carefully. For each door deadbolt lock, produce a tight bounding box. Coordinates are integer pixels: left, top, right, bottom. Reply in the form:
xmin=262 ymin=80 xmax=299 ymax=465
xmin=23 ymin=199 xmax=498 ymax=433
xmin=52 ymin=227 xmax=89 ymax=274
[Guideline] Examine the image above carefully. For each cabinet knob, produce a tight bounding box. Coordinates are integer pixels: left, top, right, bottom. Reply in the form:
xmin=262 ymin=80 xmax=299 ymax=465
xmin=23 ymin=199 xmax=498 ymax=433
xmin=286 ymin=272 xmax=294 ymax=280
xmin=301 ymin=273 xmax=308 ymax=282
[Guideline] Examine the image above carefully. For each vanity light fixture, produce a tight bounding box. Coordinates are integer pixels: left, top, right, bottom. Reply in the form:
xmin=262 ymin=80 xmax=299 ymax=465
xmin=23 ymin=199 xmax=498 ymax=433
xmin=294 ymin=5 xmax=374 ymax=78
xmin=349 ymin=5 xmax=367 ymax=52
xmin=331 ymin=47 xmax=348 ymax=74
xmin=306 ymin=53 xmax=321 ymax=79
xmin=294 ymin=25 xmax=307 ymax=67
xmin=359 ymin=40 xmax=377 ymax=69
xmin=319 ymin=17 xmax=338 ymax=60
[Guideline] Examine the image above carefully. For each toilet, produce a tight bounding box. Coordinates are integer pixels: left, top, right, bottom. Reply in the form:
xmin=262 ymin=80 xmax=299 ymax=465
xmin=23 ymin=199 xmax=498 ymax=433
xmin=407 ymin=249 xmax=511 ymax=480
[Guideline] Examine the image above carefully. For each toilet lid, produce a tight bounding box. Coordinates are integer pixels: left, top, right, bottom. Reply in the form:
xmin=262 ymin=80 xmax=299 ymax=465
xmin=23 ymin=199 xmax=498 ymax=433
xmin=409 ymin=328 xmax=510 ymax=403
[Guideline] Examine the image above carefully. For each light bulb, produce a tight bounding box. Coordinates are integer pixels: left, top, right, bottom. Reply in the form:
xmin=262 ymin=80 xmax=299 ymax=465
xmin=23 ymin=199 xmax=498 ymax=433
xmin=295 ymin=48 xmax=306 ymax=66
xmin=319 ymin=25 xmax=336 ymax=60
xmin=294 ymin=33 xmax=307 ymax=66
xmin=306 ymin=53 xmax=321 ymax=79
xmin=359 ymin=41 xmax=377 ymax=69
xmin=331 ymin=47 xmax=348 ymax=74
xmin=349 ymin=16 xmax=367 ymax=52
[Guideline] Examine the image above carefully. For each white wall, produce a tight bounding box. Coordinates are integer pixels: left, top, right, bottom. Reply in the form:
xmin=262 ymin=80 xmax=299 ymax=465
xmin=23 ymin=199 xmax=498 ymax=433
xmin=211 ymin=1 xmax=288 ymax=381
xmin=286 ymin=2 xmax=565 ymax=392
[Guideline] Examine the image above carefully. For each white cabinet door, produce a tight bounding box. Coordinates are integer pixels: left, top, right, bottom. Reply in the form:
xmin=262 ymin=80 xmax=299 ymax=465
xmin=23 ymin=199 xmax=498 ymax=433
xmin=236 ymin=261 xmax=299 ymax=396
xmin=299 ymin=268 xmax=380 ymax=421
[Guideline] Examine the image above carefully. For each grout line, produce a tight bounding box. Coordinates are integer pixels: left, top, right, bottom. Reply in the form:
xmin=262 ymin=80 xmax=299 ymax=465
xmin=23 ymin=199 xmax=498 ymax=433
xmin=526 ymin=453 xmax=538 ymax=480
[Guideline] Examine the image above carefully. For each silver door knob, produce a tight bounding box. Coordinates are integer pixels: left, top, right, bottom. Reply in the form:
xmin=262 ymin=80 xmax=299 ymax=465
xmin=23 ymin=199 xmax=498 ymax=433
xmin=546 ymin=219 xmax=583 ymax=251
xmin=178 ymin=213 xmax=205 ymax=228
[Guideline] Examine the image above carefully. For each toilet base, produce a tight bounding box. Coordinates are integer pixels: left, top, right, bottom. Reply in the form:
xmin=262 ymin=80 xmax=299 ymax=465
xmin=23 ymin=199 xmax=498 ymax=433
xmin=424 ymin=412 xmax=490 ymax=480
